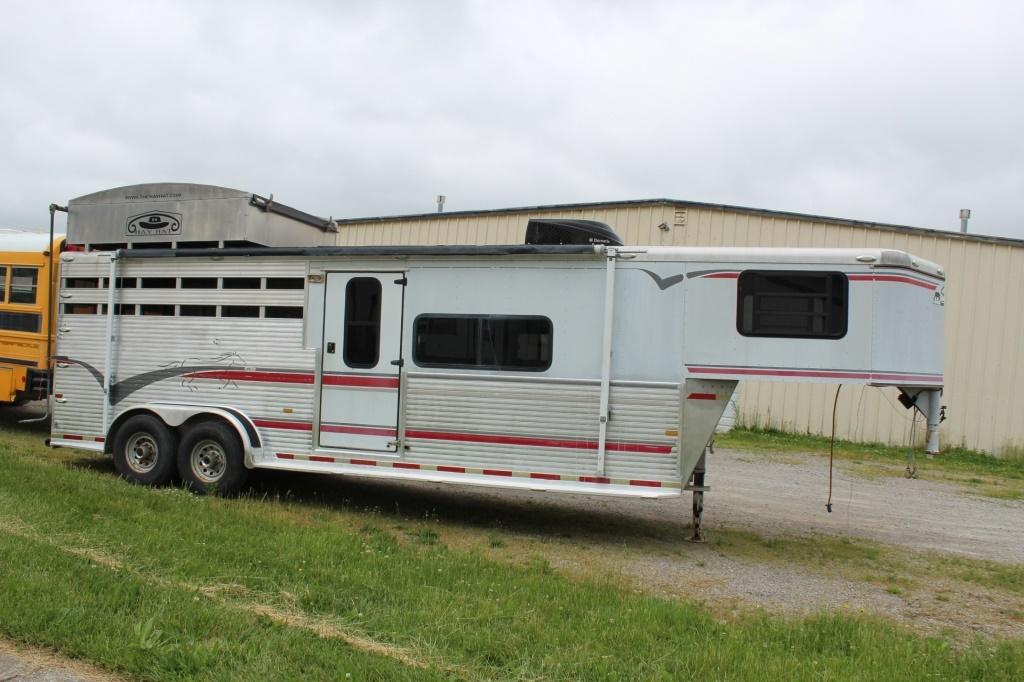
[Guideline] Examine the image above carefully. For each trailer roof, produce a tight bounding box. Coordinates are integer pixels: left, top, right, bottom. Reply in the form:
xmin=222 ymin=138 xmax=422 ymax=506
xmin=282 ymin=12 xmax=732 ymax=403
xmin=116 ymin=244 xmax=602 ymax=259
xmin=111 ymin=243 xmax=943 ymax=278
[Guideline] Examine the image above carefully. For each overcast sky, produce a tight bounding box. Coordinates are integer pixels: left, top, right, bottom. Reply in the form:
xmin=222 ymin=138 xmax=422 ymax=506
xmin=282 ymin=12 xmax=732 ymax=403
xmin=1 ymin=1 xmax=1021 ymax=238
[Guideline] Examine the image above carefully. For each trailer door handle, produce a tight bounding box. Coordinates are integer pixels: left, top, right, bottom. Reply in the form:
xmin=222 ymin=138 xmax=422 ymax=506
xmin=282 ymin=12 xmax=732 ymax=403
xmin=326 ymin=342 xmax=336 ymax=354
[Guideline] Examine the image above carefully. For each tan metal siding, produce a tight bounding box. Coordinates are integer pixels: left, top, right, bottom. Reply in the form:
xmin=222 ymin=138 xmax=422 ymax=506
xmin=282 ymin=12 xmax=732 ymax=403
xmin=334 ymin=203 xmax=1024 ymax=455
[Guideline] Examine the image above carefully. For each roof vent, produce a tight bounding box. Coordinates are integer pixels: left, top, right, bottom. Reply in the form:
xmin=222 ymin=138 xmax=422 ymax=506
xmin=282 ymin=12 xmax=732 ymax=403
xmin=524 ymin=219 xmax=624 ymax=246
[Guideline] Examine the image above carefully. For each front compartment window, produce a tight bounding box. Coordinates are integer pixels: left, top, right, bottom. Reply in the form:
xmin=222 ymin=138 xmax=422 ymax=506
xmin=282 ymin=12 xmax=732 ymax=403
xmin=737 ymin=271 xmax=847 ymax=339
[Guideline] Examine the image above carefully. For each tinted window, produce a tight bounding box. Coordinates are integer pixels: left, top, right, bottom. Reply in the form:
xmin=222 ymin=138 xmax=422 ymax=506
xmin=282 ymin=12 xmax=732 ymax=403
xmin=0 ymin=311 xmax=41 ymax=332
xmin=737 ymin=271 xmax=847 ymax=339
xmin=266 ymin=277 xmax=305 ymax=290
xmin=265 ymin=306 xmax=303 ymax=319
xmin=344 ymin=278 xmax=382 ymax=368
xmin=223 ymin=277 xmax=261 ymax=289
xmin=139 ymin=304 xmax=175 ymax=316
xmin=0 ymin=266 xmax=7 ymax=301
xmin=414 ymin=315 xmax=552 ymax=370
xmin=181 ymin=305 xmax=216 ymax=316
xmin=9 ymin=267 xmax=38 ymax=304
xmin=221 ymin=305 xmax=259 ymax=318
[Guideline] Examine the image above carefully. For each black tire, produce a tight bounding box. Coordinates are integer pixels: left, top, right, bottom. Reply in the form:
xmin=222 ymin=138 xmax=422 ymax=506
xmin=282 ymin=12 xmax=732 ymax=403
xmin=177 ymin=420 xmax=249 ymax=495
xmin=111 ymin=414 xmax=179 ymax=486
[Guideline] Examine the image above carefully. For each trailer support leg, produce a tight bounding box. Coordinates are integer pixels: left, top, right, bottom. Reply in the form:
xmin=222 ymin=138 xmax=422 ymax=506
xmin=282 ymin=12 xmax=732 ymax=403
xmin=924 ymin=388 xmax=942 ymax=456
xmin=689 ymin=449 xmax=707 ymax=543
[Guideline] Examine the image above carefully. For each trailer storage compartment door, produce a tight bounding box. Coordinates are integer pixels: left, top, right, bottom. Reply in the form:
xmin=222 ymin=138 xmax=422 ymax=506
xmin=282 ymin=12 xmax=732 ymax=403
xmin=319 ymin=272 xmax=405 ymax=452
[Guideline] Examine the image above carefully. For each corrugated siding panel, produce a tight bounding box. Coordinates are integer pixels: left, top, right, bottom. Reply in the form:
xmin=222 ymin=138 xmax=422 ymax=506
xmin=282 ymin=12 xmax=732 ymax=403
xmin=336 ymin=203 xmax=1024 ymax=456
xmin=404 ymin=375 xmax=680 ymax=482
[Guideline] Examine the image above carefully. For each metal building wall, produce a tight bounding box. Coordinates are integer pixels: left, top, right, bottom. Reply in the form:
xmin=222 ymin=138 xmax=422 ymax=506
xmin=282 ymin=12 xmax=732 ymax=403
xmin=334 ymin=202 xmax=1024 ymax=456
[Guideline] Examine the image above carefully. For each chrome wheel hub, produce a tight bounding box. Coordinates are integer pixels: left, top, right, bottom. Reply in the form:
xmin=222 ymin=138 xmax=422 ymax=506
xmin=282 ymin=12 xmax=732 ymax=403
xmin=125 ymin=433 xmax=158 ymax=474
xmin=191 ymin=440 xmax=226 ymax=483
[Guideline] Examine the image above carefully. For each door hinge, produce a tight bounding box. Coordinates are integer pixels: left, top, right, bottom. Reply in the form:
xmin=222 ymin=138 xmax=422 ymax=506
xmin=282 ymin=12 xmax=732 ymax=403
xmin=394 ymin=276 xmax=408 ymax=285
xmin=390 ymin=358 xmax=404 ymax=367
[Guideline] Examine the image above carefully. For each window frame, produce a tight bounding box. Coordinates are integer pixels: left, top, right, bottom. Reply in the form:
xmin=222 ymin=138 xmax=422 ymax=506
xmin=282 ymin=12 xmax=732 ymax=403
xmin=736 ymin=270 xmax=849 ymax=340
xmin=412 ymin=313 xmax=554 ymax=372
xmin=8 ymin=266 xmax=39 ymax=305
xmin=0 ymin=310 xmax=41 ymax=333
xmin=342 ymin=277 xmax=383 ymax=369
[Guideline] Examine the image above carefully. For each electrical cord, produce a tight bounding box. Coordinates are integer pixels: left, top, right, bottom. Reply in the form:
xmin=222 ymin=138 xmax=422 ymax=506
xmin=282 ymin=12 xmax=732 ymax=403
xmin=827 ymin=385 xmax=842 ymax=513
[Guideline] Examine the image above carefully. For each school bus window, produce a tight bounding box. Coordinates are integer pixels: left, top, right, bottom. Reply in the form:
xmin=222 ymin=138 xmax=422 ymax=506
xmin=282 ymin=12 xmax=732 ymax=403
xmin=0 ymin=311 xmax=41 ymax=333
xmin=0 ymin=266 xmax=7 ymax=302
xmin=9 ymin=267 xmax=38 ymax=304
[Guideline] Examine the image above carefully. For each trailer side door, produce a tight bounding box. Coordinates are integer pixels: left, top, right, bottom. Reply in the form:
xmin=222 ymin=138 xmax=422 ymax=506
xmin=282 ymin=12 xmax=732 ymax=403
xmin=318 ymin=272 xmax=405 ymax=452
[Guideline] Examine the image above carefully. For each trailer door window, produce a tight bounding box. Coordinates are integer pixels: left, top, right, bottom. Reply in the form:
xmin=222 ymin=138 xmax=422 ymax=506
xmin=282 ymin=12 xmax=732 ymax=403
xmin=343 ymin=277 xmax=382 ymax=368
xmin=737 ymin=271 xmax=847 ymax=339
xmin=9 ymin=267 xmax=38 ymax=304
xmin=413 ymin=315 xmax=552 ymax=371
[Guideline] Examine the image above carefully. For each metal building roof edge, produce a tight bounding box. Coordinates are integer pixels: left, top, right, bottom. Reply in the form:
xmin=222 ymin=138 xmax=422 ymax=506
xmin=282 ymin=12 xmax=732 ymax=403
xmin=334 ymin=197 xmax=1024 ymax=249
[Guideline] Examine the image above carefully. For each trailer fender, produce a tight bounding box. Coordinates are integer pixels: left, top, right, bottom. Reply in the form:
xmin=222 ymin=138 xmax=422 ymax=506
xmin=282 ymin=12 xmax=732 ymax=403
xmin=107 ymin=403 xmax=262 ymax=468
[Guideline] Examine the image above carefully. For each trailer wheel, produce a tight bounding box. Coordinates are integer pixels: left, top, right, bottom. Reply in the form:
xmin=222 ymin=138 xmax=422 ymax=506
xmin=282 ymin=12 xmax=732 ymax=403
xmin=111 ymin=414 xmax=179 ymax=486
xmin=177 ymin=420 xmax=248 ymax=495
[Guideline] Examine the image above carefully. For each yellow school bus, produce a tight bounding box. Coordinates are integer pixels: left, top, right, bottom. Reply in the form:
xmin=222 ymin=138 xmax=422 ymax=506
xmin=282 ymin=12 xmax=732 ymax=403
xmin=0 ymin=231 xmax=64 ymax=405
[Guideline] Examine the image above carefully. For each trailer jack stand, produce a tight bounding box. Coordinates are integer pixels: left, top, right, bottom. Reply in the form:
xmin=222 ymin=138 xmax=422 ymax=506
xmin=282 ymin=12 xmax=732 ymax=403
xmin=687 ymin=450 xmax=708 ymax=543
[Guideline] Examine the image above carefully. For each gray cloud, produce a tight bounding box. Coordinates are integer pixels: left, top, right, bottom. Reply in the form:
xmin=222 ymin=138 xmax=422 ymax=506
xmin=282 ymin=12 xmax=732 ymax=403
xmin=1 ymin=0 xmax=1021 ymax=237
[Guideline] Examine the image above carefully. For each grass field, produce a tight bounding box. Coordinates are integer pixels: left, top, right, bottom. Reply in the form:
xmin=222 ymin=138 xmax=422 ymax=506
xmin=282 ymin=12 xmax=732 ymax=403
xmin=718 ymin=426 xmax=1024 ymax=500
xmin=1 ymin=423 xmax=1023 ymax=680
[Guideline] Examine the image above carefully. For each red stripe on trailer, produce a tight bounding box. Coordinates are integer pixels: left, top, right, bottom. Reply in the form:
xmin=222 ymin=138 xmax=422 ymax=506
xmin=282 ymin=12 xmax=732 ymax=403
xmin=869 ymin=371 xmax=944 ymax=381
xmin=253 ymin=419 xmax=313 ymax=431
xmin=265 ymin=456 xmax=674 ymax=489
xmin=687 ymin=393 xmax=717 ymax=400
xmin=185 ymin=370 xmax=400 ymax=389
xmin=63 ymin=434 xmax=83 ymax=441
xmin=405 ymin=429 xmax=672 ymax=455
xmin=688 ymin=366 xmax=872 ymax=379
xmin=687 ymin=365 xmax=943 ymax=383
xmin=320 ymin=424 xmax=397 ymax=437
xmin=702 ymin=272 xmax=740 ymax=279
xmin=848 ymin=274 xmax=937 ymax=290
xmin=322 ymin=374 xmax=400 ymax=389
xmin=94 ymin=437 xmax=105 ymax=443
xmin=187 ymin=370 xmax=314 ymax=384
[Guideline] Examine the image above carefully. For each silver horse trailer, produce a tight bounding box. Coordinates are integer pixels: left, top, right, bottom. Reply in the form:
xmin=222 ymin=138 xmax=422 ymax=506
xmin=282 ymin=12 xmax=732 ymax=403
xmin=48 ymin=184 xmax=946 ymax=537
